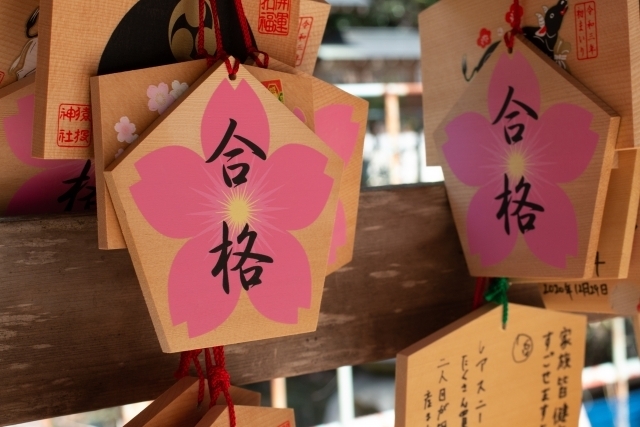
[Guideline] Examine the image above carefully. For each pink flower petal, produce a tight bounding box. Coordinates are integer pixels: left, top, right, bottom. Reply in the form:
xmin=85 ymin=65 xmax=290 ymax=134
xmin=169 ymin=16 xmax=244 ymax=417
xmin=488 ymin=52 xmax=540 ymax=124
xmin=200 ymin=79 xmax=269 ymax=168
xmin=4 ymin=94 xmax=75 ymax=169
xmin=315 ymin=104 xmax=359 ymax=164
xmin=467 ymin=181 xmax=518 ymax=266
xmin=442 ymin=112 xmax=505 ymax=187
xmin=254 ymin=144 xmax=334 ymax=230
xmin=131 ymin=146 xmax=214 ymax=239
xmin=523 ymin=181 xmax=578 ymax=268
xmin=328 ymin=201 xmax=347 ymax=264
xmin=527 ymin=104 xmax=598 ymax=183
xmin=247 ymin=229 xmax=311 ymax=323
xmin=169 ymin=232 xmax=241 ymax=337
xmin=6 ymin=161 xmax=96 ymax=216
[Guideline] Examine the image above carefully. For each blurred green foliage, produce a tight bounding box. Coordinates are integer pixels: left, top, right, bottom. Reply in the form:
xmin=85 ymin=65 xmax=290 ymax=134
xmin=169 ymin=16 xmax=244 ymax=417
xmin=330 ymin=0 xmax=439 ymax=28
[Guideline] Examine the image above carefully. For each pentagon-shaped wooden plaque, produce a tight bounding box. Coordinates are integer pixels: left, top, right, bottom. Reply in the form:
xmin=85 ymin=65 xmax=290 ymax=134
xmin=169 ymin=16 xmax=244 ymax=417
xmin=105 ymin=62 xmax=343 ymax=352
xmin=434 ymin=36 xmax=618 ymax=278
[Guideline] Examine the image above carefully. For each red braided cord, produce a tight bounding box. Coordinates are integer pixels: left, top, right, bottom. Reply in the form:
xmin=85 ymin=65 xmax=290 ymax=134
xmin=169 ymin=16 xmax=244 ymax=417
xmin=504 ymin=0 xmax=523 ymax=52
xmin=205 ymin=346 xmax=236 ymax=427
xmin=197 ymin=0 xmax=206 ymax=58
xmin=472 ymin=277 xmax=488 ymax=310
xmin=174 ymin=350 xmax=206 ymax=405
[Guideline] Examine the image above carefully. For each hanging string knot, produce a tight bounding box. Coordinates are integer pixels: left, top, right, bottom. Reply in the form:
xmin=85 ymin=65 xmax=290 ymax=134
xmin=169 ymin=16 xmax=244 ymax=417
xmin=504 ymin=0 xmax=523 ymax=52
xmin=203 ymin=346 xmax=236 ymax=427
xmin=248 ymin=49 xmax=270 ymax=68
xmin=197 ymin=0 xmax=267 ymax=78
xmin=484 ymin=277 xmax=510 ymax=328
xmin=208 ymin=365 xmax=231 ymax=394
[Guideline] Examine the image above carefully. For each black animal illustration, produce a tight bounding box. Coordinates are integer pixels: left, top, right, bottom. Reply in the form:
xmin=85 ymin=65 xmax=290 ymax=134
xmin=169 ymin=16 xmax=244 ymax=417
xmin=98 ymin=0 xmax=256 ymax=76
xmin=461 ymin=0 xmax=569 ymax=81
xmin=10 ymin=7 xmax=39 ymax=80
xmin=523 ymin=0 xmax=569 ymax=60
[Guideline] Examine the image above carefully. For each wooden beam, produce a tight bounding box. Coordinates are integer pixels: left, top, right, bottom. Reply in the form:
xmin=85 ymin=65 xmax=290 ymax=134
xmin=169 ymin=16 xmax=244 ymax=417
xmin=0 ymin=184 xmax=542 ymax=426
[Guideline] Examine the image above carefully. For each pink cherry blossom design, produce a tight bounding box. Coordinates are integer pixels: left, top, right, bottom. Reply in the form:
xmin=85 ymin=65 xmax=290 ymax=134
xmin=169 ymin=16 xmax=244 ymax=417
xmin=442 ymin=52 xmax=597 ymax=268
xmin=315 ymin=104 xmax=360 ymax=263
xmin=130 ymin=79 xmax=334 ymax=337
xmin=115 ymin=116 xmax=139 ymax=143
xmin=3 ymin=94 xmax=96 ymax=216
xmin=147 ymin=82 xmax=175 ymax=114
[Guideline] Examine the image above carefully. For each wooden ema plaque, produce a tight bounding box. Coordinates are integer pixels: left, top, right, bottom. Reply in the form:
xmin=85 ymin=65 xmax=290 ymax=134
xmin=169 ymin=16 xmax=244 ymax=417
xmin=266 ymin=59 xmax=369 ymax=273
xmin=0 ymin=76 xmax=96 ymax=216
xmin=104 ymin=63 xmax=344 ymax=352
xmin=396 ymin=304 xmax=587 ymax=427
xmin=295 ymin=0 xmax=331 ymax=75
xmin=91 ymin=60 xmax=315 ymax=250
xmin=420 ymin=0 xmax=640 ymax=167
xmin=196 ymin=406 xmax=295 ymax=427
xmin=434 ymin=36 xmax=618 ymax=279
xmin=422 ymin=0 xmax=640 ymax=281
xmin=0 ymin=0 xmax=40 ymax=90
xmin=34 ymin=0 xmax=301 ymax=160
xmin=124 ymin=377 xmax=260 ymax=427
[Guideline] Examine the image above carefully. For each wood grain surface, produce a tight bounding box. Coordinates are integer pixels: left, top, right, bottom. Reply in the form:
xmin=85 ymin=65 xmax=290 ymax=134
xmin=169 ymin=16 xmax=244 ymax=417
xmin=0 ymin=184 xmax=542 ymax=426
xmin=433 ymin=37 xmax=618 ymax=279
xmin=104 ymin=64 xmax=342 ymax=351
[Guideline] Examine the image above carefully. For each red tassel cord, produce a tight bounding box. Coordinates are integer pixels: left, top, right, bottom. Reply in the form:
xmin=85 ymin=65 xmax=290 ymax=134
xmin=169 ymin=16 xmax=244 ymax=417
xmin=198 ymin=0 xmax=240 ymax=76
xmin=472 ymin=277 xmax=488 ymax=311
xmin=504 ymin=0 xmax=523 ymax=52
xmin=197 ymin=0 xmax=268 ymax=75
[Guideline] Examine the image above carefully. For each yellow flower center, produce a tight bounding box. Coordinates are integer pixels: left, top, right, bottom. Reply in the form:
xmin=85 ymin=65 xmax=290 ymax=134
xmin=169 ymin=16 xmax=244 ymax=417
xmin=221 ymin=189 xmax=257 ymax=233
xmin=506 ymin=151 xmax=527 ymax=179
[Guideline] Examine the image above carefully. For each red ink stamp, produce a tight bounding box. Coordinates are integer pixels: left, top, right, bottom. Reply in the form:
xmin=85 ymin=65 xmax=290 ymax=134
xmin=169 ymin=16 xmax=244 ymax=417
xmin=258 ymin=0 xmax=291 ymax=36
xmin=57 ymin=104 xmax=92 ymax=148
xmin=277 ymin=422 xmax=291 ymax=427
xmin=261 ymin=79 xmax=284 ymax=103
xmin=575 ymin=2 xmax=598 ymax=60
xmin=296 ymin=16 xmax=314 ymax=66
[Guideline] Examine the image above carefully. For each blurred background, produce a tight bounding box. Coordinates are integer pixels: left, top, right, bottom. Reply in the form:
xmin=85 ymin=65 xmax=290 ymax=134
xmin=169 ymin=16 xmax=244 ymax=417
xmin=11 ymin=0 xmax=640 ymax=425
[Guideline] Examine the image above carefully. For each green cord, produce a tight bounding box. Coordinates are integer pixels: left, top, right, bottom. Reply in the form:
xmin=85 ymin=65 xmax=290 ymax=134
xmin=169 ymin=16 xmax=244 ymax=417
xmin=484 ymin=277 xmax=510 ymax=328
